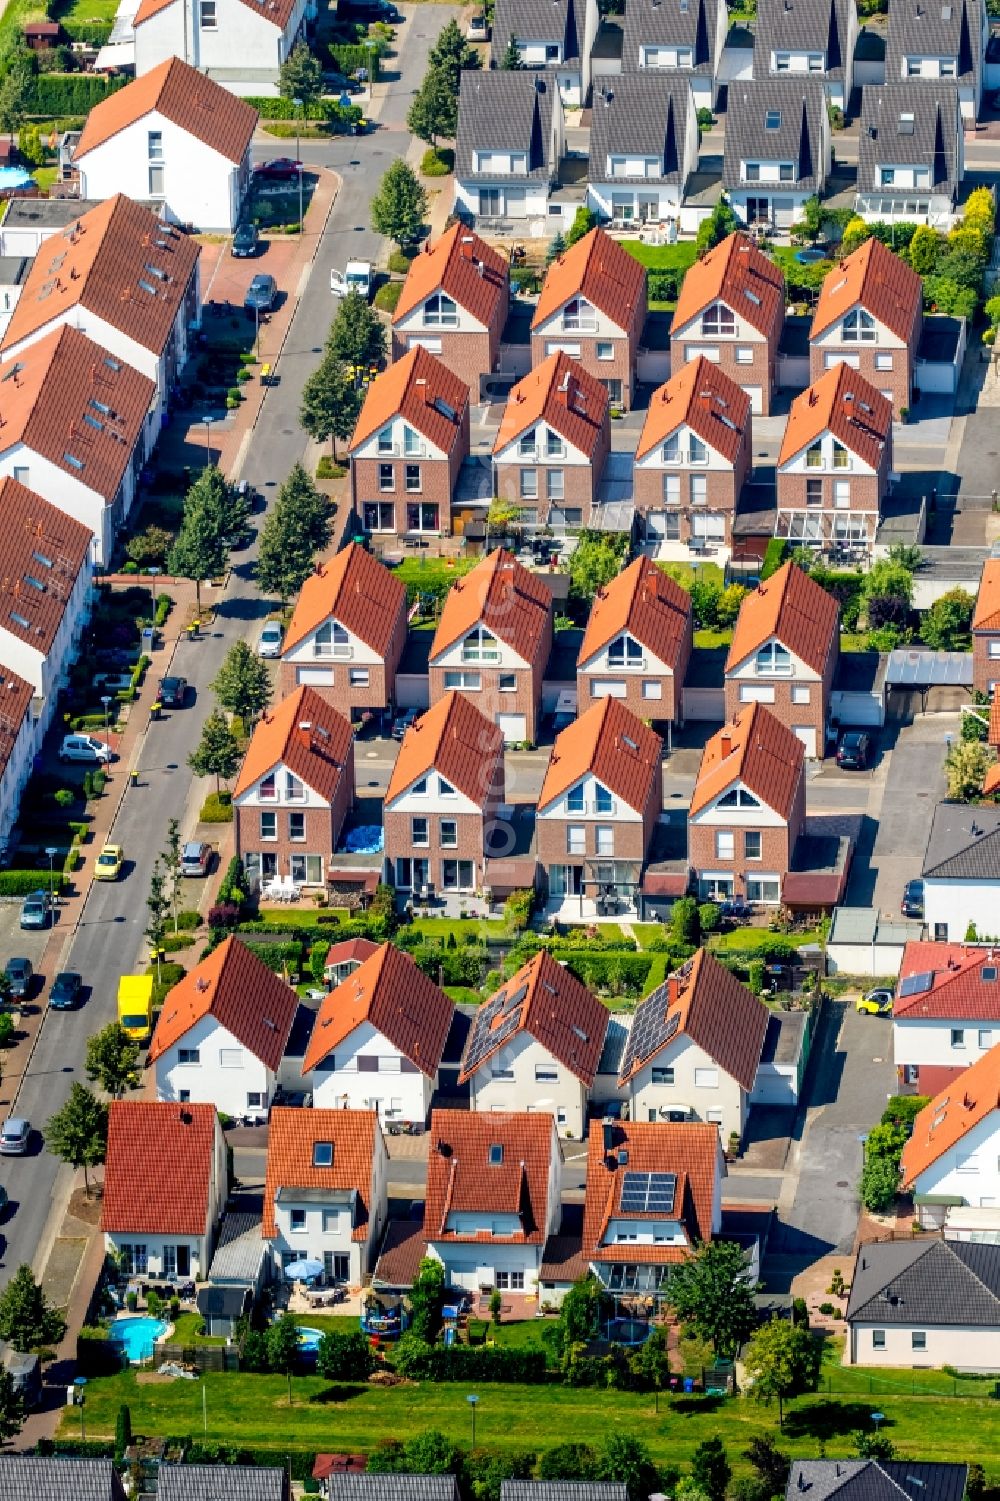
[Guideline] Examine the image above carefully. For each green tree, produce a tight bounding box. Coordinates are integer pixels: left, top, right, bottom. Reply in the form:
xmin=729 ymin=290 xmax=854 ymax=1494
xmin=0 ymin=1367 xmax=22 ymax=1446
xmin=671 ymin=895 xmax=702 ymax=949
xmin=279 ymin=461 xmax=330 ymax=553
xmin=668 ymin=1238 xmax=759 ymax=1356
xmin=300 ymin=352 xmax=362 ymax=459
xmin=539 ymin=1444 xmax=598 ymax=1481
xmin=408 ymin=1256 xmax=446 ymax=1343
xmin=189 ymin=709 xmax=241 ymax=794
xmin=743 ymin=1318 xmax=821 ymax=1426
xmin=499 ymin=35 xmax=523 ymax=67
xmin=466 ymin=1451 xmax=536 ymax=1501
xmin=212 ymin=641 xmax=273 ymax=726
xmin=407 ymin=66 xmax=458 ymax=147
xmin=278 ymin=41 xmax=322 ymax=109
xmin=315 ymin=1329 xmax=376 ymax=1381
xmin=145 ymin=858 xmax=169 ymax=983
xmin=568 ymin=531 xmax=628 ymax=601
xmin=922 ymin=588 xmax=975 ymax=651
xmin=598 ymin=1433 xmax=660 ymax=1501
xmin=85 ymin=1023 xmax=140 ymax=1098
xmin=695 ymin=199 xmax=738 ymax=257
xmin=256 ymin=465 xmax=330 ymax=606
xmin=862 ymin=559 xmax=914 ymax=609
xmin=0 ymin=49 xmax=33 ymax=147
xmin=692 ymin=1438 xmax=731 ymax=1501
xmin=45 ymin=1083 xmax=108 ymax=1196
xmin=840 ymin=217 xmax=873 ymax=257
xmin=167 ymin=480 xmax=228 ymax=612
xmin=327 ymin=289 xmax=387 ymax=370
xmin=565 ymin=205 xmax=597 ymax=247
xmin=370 ymin=159 xmax=427 ymax=249
xmin=115 ymin=1403 xmax=132 ymax=1461
xmin=126 ymin=525 xmax=173 ymax=568
xmin=858 ymin=1151 xmax=900 ymax=1212
xmin=546 ymin=231 xmax=567 ymax=264
xmin=402 ymin=1430 xmax=462 ymax=1474
xmin=428 ymin=17 xmax=482 ymax=88
xmin=162 ymin=817 xmax=182 ymax=934
xmin=852 ymin=1432 xmax=897 ymax=1461
xmin=0 ymin=1265 xmax=66 ymax=1351
xmin=557 ymin=1275 xmax=603 ymax=1351
xmin=741 ymin=1435 xmax=791 ymax=1501
xmin=908 ymin=224 xmax=941 ymax=274
xmin=716 ymin=583 xmax=748 ymax=628
xmin=944 ymin=739 xmax=993 ymax=801
xmin=265 ymin=1311 xmax=301 ymax=1404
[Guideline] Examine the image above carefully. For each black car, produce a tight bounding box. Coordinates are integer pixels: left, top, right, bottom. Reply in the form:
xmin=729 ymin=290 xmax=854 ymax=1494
xmin=49 ymin=972 xmax=82 ymax=1010
xmin=901 ymin=878 xmax=925 ymax=919
xmin=836 ymin=730 xmax=872 ymax=770
xmin=4 ymin=958 xmax=32 ymax=999
xmin=244 ymin=274 xmax=277 ymax=313
xmin=322 ymin=70 xmax=362 ymax=94
xmin=158 ymin=676 xmax=187 ymax=709
xmin=232 ymin=223 xmax=260 ymax=258
xmin=341 ymin=0 xmax=400 ymax=17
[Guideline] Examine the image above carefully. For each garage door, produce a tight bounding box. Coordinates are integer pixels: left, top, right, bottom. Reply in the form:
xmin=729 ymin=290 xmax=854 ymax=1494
xmin=751 ymin=1066 xmax=797 ymax=1106
xmin=744 ymin=385 xmax=763 ymax=415
xmin=497 ymin=713 xmax=527 ymax=742
xmin=831 ymin=690 xmax=884 ymax=727
xmin=793 ymin=725 xmax=817 ymax=757
xmin=296 ymin=667 xmax=334 ymax=686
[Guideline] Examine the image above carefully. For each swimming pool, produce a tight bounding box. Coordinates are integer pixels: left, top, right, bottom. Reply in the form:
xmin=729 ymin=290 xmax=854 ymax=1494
xmin=0 ymin=168 xmax=32 ymax=191
xmin=110 ymin=1316 xmax=168 ymax=1362
xmin=606 ymin=1317 xmax=652 ymax=1347
xmin=298 ymin=1326 xmax=324 ymax=1352
xmin=794 ymin=248 xmax=827 ymax=264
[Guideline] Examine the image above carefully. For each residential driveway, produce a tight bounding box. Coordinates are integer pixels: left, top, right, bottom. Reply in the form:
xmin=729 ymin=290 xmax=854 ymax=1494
xmin=202 ymin=233 xmax=304 ymax=313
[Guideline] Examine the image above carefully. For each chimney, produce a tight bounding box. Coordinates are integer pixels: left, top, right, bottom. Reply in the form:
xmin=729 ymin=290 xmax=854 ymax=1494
xmin=415 ymin=376 xmax=431 ymax=404
xmin=298 ymin=719 xmax=313 ymax=750
xmin=720 ymin=733 xmax=733 ymax=757
xmin=667 ymin=974 xmax=680 ymax=1006
xmin=602 ymin=1121 xmax=614 ymax=1153
xmin=460 ymin=234 xmax=475 ymax=260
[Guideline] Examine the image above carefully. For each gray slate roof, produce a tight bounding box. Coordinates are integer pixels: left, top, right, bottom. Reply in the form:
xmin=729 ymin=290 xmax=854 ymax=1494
xmin=158 ymin=1465 xmax=289 ymax=1501
xmin=846 ymin=1238 xmax=1000 ymax=1326
xmin=885 ymin=0 xmax=982 ymax=88
xmin=589 ymin=75 xmax=694 ymax=184
xmin=323 ymin=1478 xmax=461 ymax=1501
xmin=0 ymin=1457 xmax=127 ymax=1501
xmin=922 ymin=801 xmax=1000 ymax=880
xmin=491 ymin=0 xmax=585 ymax=66
xmin=787 ymin=1461 xmax=968 ymax=1501
xmin=752 ymin=0 xmax=854 ymax=77
xmin=857 ymin=83 xmax=962 ymax=195
xmin=455 ymin=71 xmax=559 ymax=181
xmin=621 ymin=0 xmax=717 ymax=72
xmin=722 ymin=79 xmax=827 ymax=191
xmin=502 ymin=1486 xmax=630 ymax=1501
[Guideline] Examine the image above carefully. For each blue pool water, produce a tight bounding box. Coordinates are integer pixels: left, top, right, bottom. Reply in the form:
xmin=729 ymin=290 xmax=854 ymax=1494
xmin=298 ymin=1326 xmax=324 ymax=1352
xmin=0 ymin=168 xmax=31 ymax=191
xmin=110 ymin=1316 xmax=168 ymax=1362
xmin=344 ymin=825 xmax=383 ymax=854
xmin=794 ymin=248 xmax=827 ymax=264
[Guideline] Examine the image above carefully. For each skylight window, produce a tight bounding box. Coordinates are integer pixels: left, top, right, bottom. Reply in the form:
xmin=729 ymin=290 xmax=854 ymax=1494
xmin=83 ymin=413 xmax=104 ymax=431
xmin=744 ymin=289 xmax=761 ymax=305
xmin=899 ymin=112 xmax=915 ymax=134
xmin=9 ymin=611 xmax=29 ymax=630
xmin=89 ymin=398 xmax=113 ymax=417
xmin=765 ymin=109 xmax=781 ymax=129
xmin=489 ymin=1144 xmax=504 ymax=1165
xmin=137 ymin=278 xmax=158 ymax=296
xmin=63 ymin=452 xmax=84 ymax=470
xmin=144 ymin=264 xmax=168 ymax=281
xmin=31 ymin=551 xmax=52 ymax=569
xmin=24 ymin=575 xmax=44 ymax=591
xmin=313 ymin=1141 xmax=334 ymax=1166
xmin=103 ymin=356 xmax=121 ymax=372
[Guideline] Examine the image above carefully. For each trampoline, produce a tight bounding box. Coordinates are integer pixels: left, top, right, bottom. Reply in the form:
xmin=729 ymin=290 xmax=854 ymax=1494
xmin=606 ymin=1317 xmax=652 ymax=1346
xmin=794 ymin=248 xmax=827 ymax=264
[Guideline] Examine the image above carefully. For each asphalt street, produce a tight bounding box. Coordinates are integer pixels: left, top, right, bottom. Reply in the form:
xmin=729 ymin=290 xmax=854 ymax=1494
xmin=0 ymin=4 xmax=458 ymax=1288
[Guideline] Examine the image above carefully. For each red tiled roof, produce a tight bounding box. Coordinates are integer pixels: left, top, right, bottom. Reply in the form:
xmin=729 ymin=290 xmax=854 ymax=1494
xmin=149 ymin=936 xmax=298 ymax=1070
xmin=494 ymin=352 xmax=609 ymax=459
xmin=393 ymin=223 xmax=508 ymax=327
xmin=302 ymin=941 xmax=453 ymax=1076
xmin=324 ymin=937 xmax=380 ymax=969
xmin=313 ymin=1457 xmax=367 ymax=1480
xmin=424 ymin=1109 xmax=557 ymax=1245
xmin=263 ymin=1107 xmax=380 ymax=1240
xmin=988 ymin=695 xmax=1000 ymax=749
xmin=901 ymin=1043 xmax=1000 ymax=1186
xmin=778 ymin=364 xmax=892 ymax=471
xmin=282 ymin=543 xmax=406 ymax=657
xmin=531 ymin=227 xmax=646 ymax=333
xmin=672 ymin=232 xmax=785 ymax=340
xmin=459 ymin=950 xmax=610 ymax=1086
xmin=101 ymin=1101 xmax=219 ymax=1236
xmin=582 ymin=1120 xmax=720 ymax=1265
xmin=811 ymin=236 xmax=923 ymax=344
xmin=134 ymin=0 xmax=299 ymax=33
xmin=0 ymin=668 xmax=35 ymax=790
xmin=430 ymin=548 xmax=552 ymax=669
xmin=234 ymin=686 xmax=353 ymax=803
xmin=74 ymin=58 xmax=257 ymax=165
xmin=384 ymin=691 xmax=504 ymax=807
xmin=635 ymin=356 xmax=751 ymax=465
xmin=894 ymin=942 xmax=1000 ymax=1020
xmin=372 ymin=1216 xmax=428 ymax=1289
xmin=539 ymin=1231 xmax=588 ymax=1284
xmin=973 ymin=560 xmax=1000 ymax=632
xmin=538 ymin=697 xmax=661 ymax=815
xmin=0 ymin=478 xmax=92 ymax=657
xmin=690 ymin=702 xmax=804 ymax=820
xmin=349 ymin=345 xmax=469 ymax=456
xmin=726 ymin=560 xmax=839 ymax=677
xmin=578 ymin=555 xmax=691 ymax=672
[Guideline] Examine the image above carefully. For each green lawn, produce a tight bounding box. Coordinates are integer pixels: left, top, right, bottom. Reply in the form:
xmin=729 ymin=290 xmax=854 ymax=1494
xmin=631 ymin=925 xmax=666 ymax=949
xmin=658 ymin=561 xmax=725 ymax=590
xmin=408 ymin=917 xmax=506 ymax=944
xmin=168 ymin=1313 xmax=227 ymax=1347
xmin=710 ymin=926 xmax=823 ymax=952
xmin=53 ymin=0 xmax=121 ymax=19
xmin=394 ymin=556 xmax=475 ymax=603
xmin=620 ymin=241 xmax=699 ymax=273
xmin=254 ymin=907 xmax=352 ymax=929
xmin=840 ymin=633 xmax=869 ymax=653
xmin=693 ymin=628 xmax=734 ymax=650
xmin=443 ymin=985 xmax=484 ymax=1006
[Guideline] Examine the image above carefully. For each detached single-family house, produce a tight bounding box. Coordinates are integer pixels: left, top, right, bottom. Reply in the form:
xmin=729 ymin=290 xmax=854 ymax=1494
xmin=0 ymin=478 xmax=92 ymax=736
xmin=752 ymin=0 xmax=858 ymax=108
xmin=972 ymin=559 xmax=1000 ymax=697
xmin=159 ymin=1465 xmax=290 ymax=1501
xmin=669 ymin=232 xmax=786 ymax=416
xmin=724 ymin=560 xmax=841 ymax=758
xmin=317 ymin=1480 xmax=458 ymax=1501
xmin=131 ymin=0 xmax=312 ymax=96
xmin=776 ymin=363 xmax=893 ymax=555
xmin=348 ymin=345 xmax=470 ymax=542
xmin=892 ymin=940 xmax=1000 ymax=1094
xmin=391 ymin=225 xmax=510 ymax=400
xmin=846 ymin=1237 xmax=1000 ymax=1369
xmin=424 ymin=1109 xmax=562 ymax=1294
xmin=0 ymin=324 xmax=155 ymax=565
xmin=0 ymin=1457 xmax=128 ymax=1500
xmin=263 ymin=1107 xmax=388 ymax=1284
xmin=504 ymin=1489 xmax=628 ymax=1501
xmin=490 ymin=0 xmax=600 ymax=106
xmin=428 ymin=548 xmax=553 ymax=746
xmin=530 ymin=228 xmax=647 ymax=409
xmin=72 ymin=59 xmax=256 ymax=231
xmin=302 ymin=941 xmax=454 ymax=1124
xmin=233 ymin=686 xmax=355 ymax=892
xmin=587 ymin=76 xmax=699 ymax=233
xmin=493 ymin=352 xmax=611 ymax=527
xmin=149 ymin=936 xmax=298 ymax=1116
xmin=0 ymin=670 xmax=36 ymax=857
xmin=454 ymin=72 xmax=566 ymax=230
xmin=582 ymin=1119 xmax=724 ymax=1294
xmin=855 ymin=83 xmax=965 ymax=225
xmin=620 ymin=0 xmax=729 ymax=111
xmin=722 ymin=81 xmax=832 ymax=230
xmin=323 ymin=937 xmax=380 ymax=988
xmin=900 ymin=1043 xmax=1000 ymax=1217
xmin=576 ymin=555 xmax=693 ymax=724
xmin=884 ymin=0 xmax=985 ymax=119
xmin=537 ymin=696 xmax=662 ymax=917
xmin=459 ymin=950 xmax=610 ymax=1139
xmin=102 ymin=1100 xmax=227 ymax=1279
xmin=809 ymin=237 xmax=924 ymax=416
xmin=689 ymin=702 xmax=806 ymax=904
xmin=617 ymin=949 xmax=769 ymax=1139
xmin=921 ymin=802 xmax=1000 ymax=944
xmin=278 ymin=543 xmax=408 ymax=721
xmin=787 ymin=1463 xmax=968 ymax=1501
xmin=633 ymin=356 xmax=752 ymax=550
xmin=383 ymin=691 xmax=506 ymax=900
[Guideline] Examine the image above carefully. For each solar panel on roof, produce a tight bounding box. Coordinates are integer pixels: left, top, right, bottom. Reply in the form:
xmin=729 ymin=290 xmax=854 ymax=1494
xmin=899 ymin=970 xmax=934 ymax=998
xmin=462 ymin=981 xmax=529 ymax=1073
xmin=621 ymin=994 xmax=681 ymax=1076
xmin=619 ymin=1172 xmax=677 ymax=1215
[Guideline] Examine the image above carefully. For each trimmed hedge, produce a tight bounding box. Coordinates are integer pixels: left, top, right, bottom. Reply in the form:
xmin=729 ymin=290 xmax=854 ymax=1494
xmin=60 ymin=17 xmax=112 ymax=43
xmin=245 ymin=95 xmax=361 ymax=124
xmin=561 ymin=951 xmax=654 ymax=995
xmin=0 ymin=870 xmax=68 ymax=896
xmin=394 ymin=1338 xmax=547 ymax=1384
xmin=163 ymin=1444 xmax=318 ymax=1480
xmin=237 ymin=915 xmax=393 ymax=945
xmin=325 ymin=42 xmax=380 ymax=78
xmin=761 ymin=538 xmax=789 ymax=581
xmin=26 ymin=73 xmax=125 ymax=116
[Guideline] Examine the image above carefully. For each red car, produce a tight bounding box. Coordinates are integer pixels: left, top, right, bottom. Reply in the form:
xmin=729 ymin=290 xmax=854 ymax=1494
xmin=253 ymin=156 xmax=301 ymax=181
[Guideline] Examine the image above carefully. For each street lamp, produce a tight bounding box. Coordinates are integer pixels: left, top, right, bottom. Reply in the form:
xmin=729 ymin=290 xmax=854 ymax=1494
xmin=202 ymin=415 xmax=215 ymax=467
xmin=45 ymin=846 xmax=57 ymax=911
xmin=466 ymin=1393 xmax=479 ymax=1449
xmin=100 ymin=695 xmax=112 ymax=775
xmin=293 ymin=98 xmax=304 ymax=238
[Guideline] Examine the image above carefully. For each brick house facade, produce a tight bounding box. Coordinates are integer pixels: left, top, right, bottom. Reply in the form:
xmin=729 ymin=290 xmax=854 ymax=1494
xmin=391 ymin=225 xmax=509 ymax=400
xmin=973 ymin=559 xmax=1000 ymax=696
xmin=809 ymin=237 xmax=923 ymax=417
xmin=577 ymin=554 xmax=693 ymax=723
xmin=493 ymin=353 xmax=611 ymax=527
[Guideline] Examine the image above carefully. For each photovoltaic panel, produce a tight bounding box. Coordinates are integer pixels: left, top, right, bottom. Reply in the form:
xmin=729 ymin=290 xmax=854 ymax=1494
xmin=899 ymin=971 xmax=934 ymax=999
xmin=619 ymin=1172 xmax=677 ymax=1215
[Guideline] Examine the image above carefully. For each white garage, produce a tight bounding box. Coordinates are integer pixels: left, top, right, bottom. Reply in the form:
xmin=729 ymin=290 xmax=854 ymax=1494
xmin=750 ymin=1012 xmax=808 ymax=1107
xmin=831 ymin=651 xmax=887 ymax=728
xmin=497 ymin=713 xmax=527 ymax=743
xmin=793 ymin=725 xmax=818 ymax=758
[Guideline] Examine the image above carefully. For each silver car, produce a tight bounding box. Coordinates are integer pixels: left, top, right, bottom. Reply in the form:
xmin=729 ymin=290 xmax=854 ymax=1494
xmin=0 ymin=1118 xmax=30 ymax=1155
xmin=258 ymin=620 xmax=284 ymax=658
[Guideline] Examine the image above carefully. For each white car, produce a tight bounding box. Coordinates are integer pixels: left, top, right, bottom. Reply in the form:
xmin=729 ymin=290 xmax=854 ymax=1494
xmin=258 ymin=620 xmax=284 ymax=658
xmin=59 ymin=734 xmax=112 ymax=763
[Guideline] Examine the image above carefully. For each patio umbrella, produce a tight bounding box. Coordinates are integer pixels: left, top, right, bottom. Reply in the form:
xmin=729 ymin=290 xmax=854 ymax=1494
xmin=284 ymin=1258 xmax=324 ymax=1282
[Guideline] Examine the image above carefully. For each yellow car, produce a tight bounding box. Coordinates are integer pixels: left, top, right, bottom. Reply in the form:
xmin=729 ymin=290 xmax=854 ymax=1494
xmin=94 ymin=844 xmax=124 ymax=881
xmin=856 ymin=989 xmax=893 ymax=1016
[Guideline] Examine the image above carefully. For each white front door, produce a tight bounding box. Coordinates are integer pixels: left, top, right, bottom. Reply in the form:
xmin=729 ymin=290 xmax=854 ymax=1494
xmin=744 ymin=385 xmax=763 ymax=415
xmin=793 ymin=725 xmax=817 ymax=757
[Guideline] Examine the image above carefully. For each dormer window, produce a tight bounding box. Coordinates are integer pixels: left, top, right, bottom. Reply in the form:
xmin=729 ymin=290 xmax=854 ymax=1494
xmin=424 ymin=292 xmax=458 ymax=328
xmin=717 ymin=787 xmax=761 ymax=808
xmin=313 ymin=1141 xmax=333 ymax=1166
xmin=765 ymin=109 xmax=781 ymax=130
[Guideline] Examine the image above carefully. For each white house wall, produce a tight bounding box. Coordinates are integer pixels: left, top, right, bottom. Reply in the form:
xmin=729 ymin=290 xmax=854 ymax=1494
xmin=627 ymin=1032 xmax=747 ymax=1140
xmin=154 ymin=1013 xmax=275 ymax=1115
xmin=352 ymin=413 xmax=449 ymax=464
xmin=689 ymin=783 xmax=787 ymax=828
xmin=431 ymin=631 xmax=528 ymax=672
xmin=0 ymin=557 xmax=90 ymax=731
xmin=133 ymin=0 xmax=308 ymax=79
xmin=893 ymin=1014 xmax=1000 ymax=1070
xmin=849 ymin=1320 xmax=1000 ymax=1370
xmin=282 ymin=621 xmax=383 ymax=671
xmin=308 ymin=1017 xmax=434 ymax=1123
xmin=923 ymin=878 xmax=1000 ymax=944
xmin=634 ymin=421 xmax=734 ymax=475
xmin=467 ymin=1030 xmax=590 ymax=1139
xmin=537 ymin=768 xmax=643 ymax=822
xmin=0 ymin=705 xmax=37 ymax=853
xmin=385 ymin=770 xmax=479 ymax=817
xmin=909 ymin=1110 xmax=1000 ymax=1206
xmin=0 ymin=442 xmax=133 ymax=566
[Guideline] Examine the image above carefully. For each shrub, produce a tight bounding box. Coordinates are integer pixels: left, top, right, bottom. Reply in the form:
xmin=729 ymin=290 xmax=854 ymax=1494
xmin=316 ymin=456 xmax=347 ymax=479
xmin=176 ymin=909 xmax=202 ymax=930
xmin=503 ymin=888 xmax=534 ymax=933
xmin=761 ymin=538 xmax=789 ymax=581
xmin=154 ymin=593 xmax=173 ymax=627
xmin=647 ymin=268 xmax=683 ymax=303
xmin=26 ymin=73 xmax=125 ymax=114
xmin=420 ymin=147 xmax=453 ymax=176
xmin=374 ymin=282 xmax=403 ymax=313
xmin=561 ymin=952 xmax=654 ymax=996
xmin=200 ymin=792 xmax=234 ymax=823
xmin=387 ymin=250 xmax=414 ymax=274
xmin=0 ymin=870 xmax=67 ymax=896
xmin=316 ymin=1329 xmax=375 ymax=1380
xmin=394 ymin=1337 xmax=547 ymax=1383
xmin=323 ymin=43 xmax=380 ymax=78
xmin=114 ymin=1403 xmax=132 ymax=1461
xmin=208 ymin=902 xmax=241 ymax=929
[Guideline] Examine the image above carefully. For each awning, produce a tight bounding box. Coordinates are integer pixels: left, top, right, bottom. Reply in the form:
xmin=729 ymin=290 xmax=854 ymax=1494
xmin=913 ymin=1193 xmax=966 ymax=1206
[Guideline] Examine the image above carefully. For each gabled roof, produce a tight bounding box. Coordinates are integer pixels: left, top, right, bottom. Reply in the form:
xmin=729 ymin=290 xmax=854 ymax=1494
xmin=0 ymin=669 xmax=34 ymax=789
xmin=456 ymin=71 xmax=560 ymax=181
xmin=504 ymin=1488 xmax=628 ymax=1501
xmin=672 ymin=232 xmax=785 ymax=340
xmin=459 ymin=950 xmax=610 ymax=1086
xmin=424 ymin=1108 xmax=557 ymax=1244
xmin=134 ymin=0 xmax=299 ymax=33
xmin=532 ymin=228 xmax=646 ymax=333
xmin=973 ymin=558 xmax=1000 ymax=631
xmin=429 ymin=548 xmax=552 ymax=669
xmin=857 ymin=83 xmax=962 ymax=195
xmin=73 ymin=57 xmax=257 ymax=165
xmin=726 ymin=560 xmax=839 ymax=676
xmin=846 ymin=1237 xmax=1000 ymax=1327
xmin=0 ymin=324 xmax=154 ymax=501
xmin=158 ymin=1466 xmax=289 ymax=1501
xmin=492 ymin=0 xmax=586 ymax=65
xmin=281 ymin=543 xmax=406 ymax=657
xmin=318 ymin=1477 xmax=458 ymax=1501
xmin=392 ymin=223 xmax=508 ymax=328
xmin=618 ymin=948 xmax=769 ymax=1089
xmin=0 ymin=1457 xmax=127 ymax=1501
xmin=302 ymin=941 xmax=453 ymax=1076
xmin=149 ymin=936 xmax=298 ymax=1070
xmin=922 ymin=802 xmax=1000 ymax=880
xmin=901 ymin=1042 xmax=1000 ymax=1185
xmin=885 ymin=0 xmax=982 ymax=87
xmin=636 ymin=355 xmax=751 ymax=465
xmin=1 ymin=195 xmax=200 ymax=358
xmin=690 ymin=702 xmax=805 ymax=820
xmin=0 ymin=478 xmax=91 ymax=657
xmin=538 ymin=697 xmax=662 ymax=815
xmin=779 ymin=363 xmax=892 ymax=471
xmin=723 ymin=80 xmax=828 ymax=193
xmin=348 ymin=345 xmax=469 ymax=457
xmin=582 ymin=1119 xmax=720 ymax=1264
xmin=894 ymin=941 xmax=1000 ymax=1019
xmin=233 ymin=686 xmax=353 ymax=803
xmin=753 ymin=0 xmax=853 ymax=78
xmin=810 ymin=237 xmax=923 ymax=344
xmin=324 ymin=937 xmax=380 ymax=970
xmin=385 ymin=691 xmax=504 ymax=806
xmin=788 ymin=1462 xmax=968 ymax=1501
xmin=495 ymin=352 xmax=609 ymax=459
xmin=263 ymin=1107 xmax=380 ymax=1240
xmin=578 ymin=555 xmax=692 ymax=671
xmin=102 ymin=1101 xmax=219 ymax=1236
xmin=621 ymin=0 xmax=717 ymax=71
xmin=589 ymin=75 xmax=694 ymax=186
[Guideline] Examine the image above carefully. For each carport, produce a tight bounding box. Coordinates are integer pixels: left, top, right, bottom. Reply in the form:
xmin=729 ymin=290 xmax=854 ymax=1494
xmin=885 ymin=649 xmax=973 ymax=720
xmin=831 ymin=651 xmax=886 ymax=728
xmin=826 ymin=907 xmax=924 ymax=976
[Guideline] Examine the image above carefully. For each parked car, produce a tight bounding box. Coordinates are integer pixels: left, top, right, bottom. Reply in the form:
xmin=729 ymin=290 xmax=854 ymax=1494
xmin=258 ymin=619 xmax=284 ymax=658
xmin=856 ymin=989 xmax=894 ymax=1016
xmin=901 ymin=878 xmax=924 ymax=919
xmin=0 ymin=1119 xmax=30 ymax=1156
xmin=252 ymin=156 xmax=300 ymax=181
xmin=181 ymin=841 xmax=212 ymax=878
xmin=49 ymin=972 xmax=82 ymax=1010
xmin=392 ymin=707 xmax=418 ymax=740
xmin=341 ymin=0 xmax=401 ymax=19
xmin=244 ymin=274 xmax=277 ymax=313
xmin=158 ymin=676 xmax=187 ymax=709
xmin=467 ymin=13 xmax=489 ymax=38
xmin=232 ymin=223 xmax=260 ymax=258
xmin=4 ymin=958 xmax=33 ymax=998
xmin=321 ymin=70 xmax=362 ymax=94
xmin=94 ymin=844 xmax=124 ymax=882
xmin=836 ymin=731 xmax=872 ymax=770
xmin=19 ymin=891 xmax=52 ymax=930
xmin=59 ymin=733 xmax=111 ymax=764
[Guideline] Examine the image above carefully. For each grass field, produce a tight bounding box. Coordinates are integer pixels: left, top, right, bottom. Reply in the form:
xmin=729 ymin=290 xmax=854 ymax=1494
xmin=693 ymin=628 xmax=733 ymax=650
xmin=620 ymin=242 xmax=699 ymax=273
xmin=394 ymin=556 xmax=475 ymax=602
xmin=408 ymin=917 xmax=507 ymax=945
xmin=709 ymin=926 xmax=823 ymax=952
xmin=658 ymin=561 xmax=725 ymax=590
xmin=254 ymin=908 xmax=352 ymax=929
xmin=53 ymin=0 xmax=120 ymax=19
